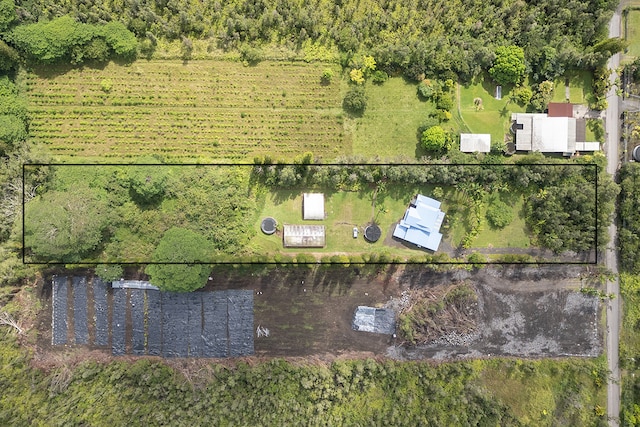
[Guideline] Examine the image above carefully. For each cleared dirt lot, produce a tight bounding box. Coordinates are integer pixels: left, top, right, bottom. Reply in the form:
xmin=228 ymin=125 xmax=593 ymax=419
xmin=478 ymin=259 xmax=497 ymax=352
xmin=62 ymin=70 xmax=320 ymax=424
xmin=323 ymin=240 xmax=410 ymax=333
xmin=204 ymin=264 xmax=601 ymax=360
xmin=38 ymin=265 xmax=601 ymax=361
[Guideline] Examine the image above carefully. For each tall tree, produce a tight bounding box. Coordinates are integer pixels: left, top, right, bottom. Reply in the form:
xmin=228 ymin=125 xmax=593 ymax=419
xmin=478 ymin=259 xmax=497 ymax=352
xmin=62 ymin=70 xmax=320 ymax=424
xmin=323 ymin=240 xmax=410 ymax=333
xmin=145 ymin=227 xmax=212 ymax=292
xmin=24 ymin=187 xmax=108 ymax=262
xmin=489 ymin=45 xmax=526 ymax=86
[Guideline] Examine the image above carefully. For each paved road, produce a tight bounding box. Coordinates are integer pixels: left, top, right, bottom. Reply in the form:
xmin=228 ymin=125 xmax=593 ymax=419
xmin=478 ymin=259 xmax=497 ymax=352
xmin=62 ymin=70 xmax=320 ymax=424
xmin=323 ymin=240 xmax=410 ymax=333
xmin=605 ymin=5 xmax=622 ymax=427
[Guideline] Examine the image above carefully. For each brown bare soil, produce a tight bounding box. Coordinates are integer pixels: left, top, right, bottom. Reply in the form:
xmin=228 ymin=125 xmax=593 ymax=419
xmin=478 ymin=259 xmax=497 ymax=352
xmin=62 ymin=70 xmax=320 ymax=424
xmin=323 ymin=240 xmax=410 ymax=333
xmin=29 ymin=264 xmax=602 ymax=367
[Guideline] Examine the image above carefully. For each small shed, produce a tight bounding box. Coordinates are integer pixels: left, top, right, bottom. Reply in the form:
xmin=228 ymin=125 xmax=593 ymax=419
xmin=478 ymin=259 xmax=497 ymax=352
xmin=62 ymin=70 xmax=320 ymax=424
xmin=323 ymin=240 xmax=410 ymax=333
xmin=548 ymin=102 xmax=574 ymax=118
xmin=460 ymin=133 xmax=491 ymax=153
xmin=303 ymin=193 xmax=325 ymax=220
xmin=352 ymin=306 xmax=396 ymax=334
xmin=283 ymin=224 xmax=326 ymax=248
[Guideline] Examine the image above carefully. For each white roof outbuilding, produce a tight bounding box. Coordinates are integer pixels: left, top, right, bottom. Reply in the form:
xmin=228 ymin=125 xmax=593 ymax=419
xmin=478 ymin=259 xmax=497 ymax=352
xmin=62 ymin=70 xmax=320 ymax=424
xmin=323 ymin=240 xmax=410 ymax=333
xmin=460 ymin=133 xmax=491 ymax=153
xmin=303 ymin=193 xmax=325 ymax=220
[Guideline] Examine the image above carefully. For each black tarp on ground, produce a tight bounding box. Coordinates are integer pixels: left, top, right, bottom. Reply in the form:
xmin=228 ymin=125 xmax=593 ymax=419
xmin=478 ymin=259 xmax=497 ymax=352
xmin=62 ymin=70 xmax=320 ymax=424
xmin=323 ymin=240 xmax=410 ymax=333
xmin=72 ymin=277 xmax=89 ymax=345
xmin=92 ymin=278 xmax=109 ymax=346
xmin=52 ymin=276 xmax=68 ymax=345
xmin=228 ymin=290 xmax=254 ymax=357
xmin=111 ymin=288 xmax=127 ymax=356
xmin=162 ymin=292 xmax=189 ymax=358
xmin=146 ymin=290 xmax=162 ymax=356
xmin=187 ymin=293 xmax=203 ymax=357
xmin=131 ymin=289 xmax=145 ymax=355
xmin=202 ymin=291 xmax=228 ymax=357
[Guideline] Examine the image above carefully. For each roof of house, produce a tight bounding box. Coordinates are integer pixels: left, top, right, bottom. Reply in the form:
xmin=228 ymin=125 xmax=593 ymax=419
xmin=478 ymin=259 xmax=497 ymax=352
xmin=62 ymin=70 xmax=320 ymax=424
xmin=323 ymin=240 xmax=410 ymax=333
xmin=511 ymin=113 xmax=576 ymax=154
xmin=460 ymin=133 xmax=491 ymax=153
xmin=283 ymin=224 xmax=326 ymax=247
xmin=303 ymin=193 xmax=325 ymax=220
xmin=548 ymin=102 xmax=574 ymax=118
xmin=392 ymin=194 xmax=445 ymax=252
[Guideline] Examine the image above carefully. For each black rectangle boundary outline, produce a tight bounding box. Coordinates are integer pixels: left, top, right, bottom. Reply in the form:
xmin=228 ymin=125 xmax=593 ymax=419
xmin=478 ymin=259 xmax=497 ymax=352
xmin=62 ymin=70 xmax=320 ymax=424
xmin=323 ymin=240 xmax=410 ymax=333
xmin=22 ymin=162 xmax=599 ymax=266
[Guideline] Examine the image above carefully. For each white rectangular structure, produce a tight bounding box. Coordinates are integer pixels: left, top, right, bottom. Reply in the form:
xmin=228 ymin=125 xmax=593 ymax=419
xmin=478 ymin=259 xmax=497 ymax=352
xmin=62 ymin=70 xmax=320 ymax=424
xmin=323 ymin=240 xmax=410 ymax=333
xmin=460 ymin=133 xmax=491 ymax=153
xmin=303 ymin=193 xmax=325 ymax=220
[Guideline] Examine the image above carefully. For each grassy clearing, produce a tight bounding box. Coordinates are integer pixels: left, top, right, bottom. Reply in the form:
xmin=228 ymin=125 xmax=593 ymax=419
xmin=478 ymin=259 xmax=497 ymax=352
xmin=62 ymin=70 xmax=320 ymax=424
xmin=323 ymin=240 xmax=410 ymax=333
xmin=22 ymin=60 xmax=346 ymax=161
xmin=458 ymin=73 xmax=526 ymax=144
xmin=447 ymin=192 xmax=530 ymax=249
xmin=552 ymin=71 xmax=594 ymax=104
xmin=249 ymin=184 xmax=436 ymax=257
xmin=473 ymin=197 xmax=530 ymax=248
xmin=627 ymin=10 xmax=640 ymax=58
xmin=348 ymin=78 xmax=447 ymax=159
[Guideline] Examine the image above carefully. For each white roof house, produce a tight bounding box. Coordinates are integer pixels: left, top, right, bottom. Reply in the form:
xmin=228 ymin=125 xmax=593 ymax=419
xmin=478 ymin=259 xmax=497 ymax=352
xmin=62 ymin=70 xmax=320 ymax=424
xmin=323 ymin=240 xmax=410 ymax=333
xmin=511 ymin=113 xmax=599 ymax=156
xmin=460 ymin=133 xmax=491 ymax=153
xmin=303 ymin=193 xmax=325 ymax=220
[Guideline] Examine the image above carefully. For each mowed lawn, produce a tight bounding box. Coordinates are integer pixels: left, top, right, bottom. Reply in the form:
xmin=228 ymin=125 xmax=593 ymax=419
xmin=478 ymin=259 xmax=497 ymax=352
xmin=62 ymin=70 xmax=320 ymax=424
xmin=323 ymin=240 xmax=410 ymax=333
xmin=552 ymin=71 xmax=594 ymax=104
xmin=249 ymin=184 xmax=437 ymax=257
xmin=458 ymin=73 xmax=526 ymax=145
xmin=627 ymin=10 xmax=640 ymax=58
xmin=348 ymin=78 xmax=440 ymax=159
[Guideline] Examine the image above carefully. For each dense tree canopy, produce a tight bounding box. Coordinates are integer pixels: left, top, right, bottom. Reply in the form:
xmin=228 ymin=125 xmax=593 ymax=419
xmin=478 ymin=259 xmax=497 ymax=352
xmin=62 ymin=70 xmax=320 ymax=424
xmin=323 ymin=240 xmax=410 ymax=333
xmin=7 ymin=15 xmax=136 ymax=64
xmin=24 ymin=186 xmax=108 ymax=262
xmin=619 ymin=164 xmax=640 ymax=273
xmin=489 ymin=45 xmax=526 ymax=86
xmin=6 ymin=0 xmax=616 ymax=81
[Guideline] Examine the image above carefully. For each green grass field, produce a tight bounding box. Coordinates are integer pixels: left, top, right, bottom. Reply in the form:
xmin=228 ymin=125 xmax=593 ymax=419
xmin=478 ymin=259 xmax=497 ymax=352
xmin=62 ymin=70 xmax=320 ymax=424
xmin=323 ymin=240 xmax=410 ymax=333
xmin=458 ymin=73 xmax=526 ymax=145
xmin=552 ymin=71 xmax=594 ymax=104
xmin=626 ymin=10 xmax=640 ymax=58
xmin=348 ymin=78 xmax=446 ymax=158
xmin=249 ymin=184 xmax=436 ymax=258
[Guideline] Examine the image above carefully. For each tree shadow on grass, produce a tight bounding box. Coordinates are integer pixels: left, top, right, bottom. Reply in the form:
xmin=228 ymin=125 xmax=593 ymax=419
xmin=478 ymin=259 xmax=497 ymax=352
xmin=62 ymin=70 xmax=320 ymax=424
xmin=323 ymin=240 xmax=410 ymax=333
xmin=31 ymin=59 xmax=114 ymax=79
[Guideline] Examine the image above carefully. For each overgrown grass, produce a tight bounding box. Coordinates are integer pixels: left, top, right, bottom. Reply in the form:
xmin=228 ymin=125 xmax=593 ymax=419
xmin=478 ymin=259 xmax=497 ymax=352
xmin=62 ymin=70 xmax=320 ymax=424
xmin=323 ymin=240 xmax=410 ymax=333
xmin=447 ymin=191 xmax=530 ymax=249
xmin=0 ymin=324 xmax=608 ymax=426
xmin=619 ymin=273 xmax=640 ymax=425
xmin=458 ymin=73 xmax=526 ymax=145
xmin=476 ymin=358 xmax=608 ymax=426
xmin=348 ymin=78 xmax=448 ymax=158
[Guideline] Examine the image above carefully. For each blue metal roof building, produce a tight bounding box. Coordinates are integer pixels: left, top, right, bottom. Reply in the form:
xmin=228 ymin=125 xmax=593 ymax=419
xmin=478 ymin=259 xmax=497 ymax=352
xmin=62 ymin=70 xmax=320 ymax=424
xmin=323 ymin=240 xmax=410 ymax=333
xmin=393 ymin=194 xmax=445 ymax=252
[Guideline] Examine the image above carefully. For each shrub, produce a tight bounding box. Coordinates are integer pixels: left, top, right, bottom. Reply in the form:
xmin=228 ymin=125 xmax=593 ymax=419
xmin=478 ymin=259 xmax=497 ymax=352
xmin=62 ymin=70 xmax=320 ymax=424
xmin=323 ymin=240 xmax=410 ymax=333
xmin=510 ymin=86 xmax=533 ymax=105
xmin=417 ymin=79 xmax=436 ymax=99
xmin=421 ymin=125 xmax=451 ymax=152
xmin=467 ymin=252 xmax=486 ymax=268
xmin=239 ymin=44 xmax=262 ymax=64
xmin=95 ymin=264 xmax=123 ymax=282
xmin=349 ymin=68 xmax=365 ymax=84
xmin=436 ymin=93 xmax=454 ymax=111
xmin=100 ymin=79 xmax=113 ymax=93
xmin=321 ymin=68 xmax=334 ymax=84
xmin=343 ymin=86 xmax=367 ymax=114
xmin=486 ymin=196 xmax=514 ymax=228
xmin=371 ymin=70 xmax=388 ymax=84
